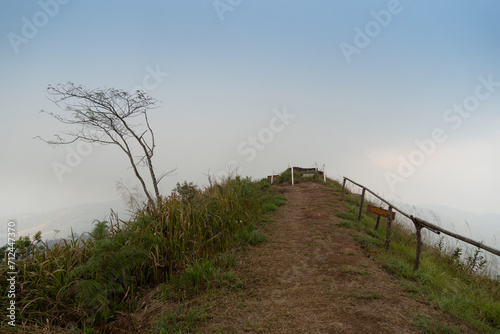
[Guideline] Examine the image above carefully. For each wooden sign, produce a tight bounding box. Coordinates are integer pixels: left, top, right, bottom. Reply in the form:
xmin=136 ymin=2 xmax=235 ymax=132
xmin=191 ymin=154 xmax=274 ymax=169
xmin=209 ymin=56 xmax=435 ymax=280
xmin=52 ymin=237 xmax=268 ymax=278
xmin=367 ymin=204 xmax=396 ymax=220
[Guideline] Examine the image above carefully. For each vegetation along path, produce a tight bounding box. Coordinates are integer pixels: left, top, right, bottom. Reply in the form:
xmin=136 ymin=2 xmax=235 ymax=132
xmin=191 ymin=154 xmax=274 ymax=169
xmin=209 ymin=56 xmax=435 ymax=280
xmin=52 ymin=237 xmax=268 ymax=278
xmin=197 ymin=182 xmax=468 ymax=333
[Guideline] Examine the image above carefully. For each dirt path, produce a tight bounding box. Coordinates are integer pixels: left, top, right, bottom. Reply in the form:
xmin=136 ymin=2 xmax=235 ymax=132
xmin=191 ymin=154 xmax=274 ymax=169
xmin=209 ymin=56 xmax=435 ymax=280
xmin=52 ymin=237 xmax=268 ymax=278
xmin=197 ymin=182 xmax=454 ymax=334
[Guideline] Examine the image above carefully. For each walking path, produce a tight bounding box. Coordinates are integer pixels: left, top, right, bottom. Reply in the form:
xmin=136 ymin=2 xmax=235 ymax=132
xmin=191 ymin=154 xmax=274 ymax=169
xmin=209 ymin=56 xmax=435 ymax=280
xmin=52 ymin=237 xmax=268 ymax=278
xmin=198 ymin=182 xmax=460 ymax=333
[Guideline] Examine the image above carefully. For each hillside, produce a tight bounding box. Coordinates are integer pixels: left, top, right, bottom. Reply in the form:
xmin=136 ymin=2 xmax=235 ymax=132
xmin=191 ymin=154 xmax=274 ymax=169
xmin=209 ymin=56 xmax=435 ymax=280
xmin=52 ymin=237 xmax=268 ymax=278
xmin=4 ymin=177 xmax=499 ymax=333
xmin=194 ymin=182 xmax=472 ymax=333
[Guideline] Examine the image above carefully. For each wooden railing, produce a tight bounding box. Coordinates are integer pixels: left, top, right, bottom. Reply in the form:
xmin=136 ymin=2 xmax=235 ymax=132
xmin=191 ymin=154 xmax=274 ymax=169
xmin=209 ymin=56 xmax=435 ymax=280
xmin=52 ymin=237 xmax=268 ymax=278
xmin=341 ymin=177 xmax=500 ymax=270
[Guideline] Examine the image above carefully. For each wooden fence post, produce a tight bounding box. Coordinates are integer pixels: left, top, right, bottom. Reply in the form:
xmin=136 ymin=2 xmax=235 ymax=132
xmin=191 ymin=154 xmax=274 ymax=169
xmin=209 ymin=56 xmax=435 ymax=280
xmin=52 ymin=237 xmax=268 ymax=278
xmin=358 ymin=188 xmax=366 ymax=222
xmin=375 ymin=216 xmax=381 ymax=230
xmin=341 ymin=178 xmax=347 ymax=200
xmin=385 ymin=206 xmax=393 ymax=250
xmin=412 ymin=218 xmax=423 ymax=270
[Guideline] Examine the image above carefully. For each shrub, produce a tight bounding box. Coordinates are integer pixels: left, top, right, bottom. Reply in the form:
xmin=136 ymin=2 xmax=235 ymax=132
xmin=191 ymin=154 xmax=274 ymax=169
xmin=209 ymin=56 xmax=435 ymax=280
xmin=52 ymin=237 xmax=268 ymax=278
xmin=173 ymin=181 xmax=199 ymax=202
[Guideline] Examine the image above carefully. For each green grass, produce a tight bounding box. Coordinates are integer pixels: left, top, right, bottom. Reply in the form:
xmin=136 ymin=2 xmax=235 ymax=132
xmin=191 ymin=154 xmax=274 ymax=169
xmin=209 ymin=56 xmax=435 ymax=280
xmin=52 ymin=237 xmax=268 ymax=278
xmin=150 ymin=303 xmax=210 ymax=333
xmin=351 ymin=291 xmax=383 ymax=300
xmin=166 ymin=257 xmax=237 ymax=298
xmin=412 ymin=314 xmax=463 ymax=334
xmin=238 ymin=228 xmax=268 ymax=246
xmin=339 ymin=265 xmax=372 ymax=276
xmin=338 ymin=220 xmax=355 ymax=228
xmin=353 ymin=233 xmax=383 ymax=252
xmin=336 ymin=183 xmax=500 ymax=333
xmin=335 ymin=212 xmax=357 ymax=221
xmin=0 ymin=176 xmax=284 ymax=332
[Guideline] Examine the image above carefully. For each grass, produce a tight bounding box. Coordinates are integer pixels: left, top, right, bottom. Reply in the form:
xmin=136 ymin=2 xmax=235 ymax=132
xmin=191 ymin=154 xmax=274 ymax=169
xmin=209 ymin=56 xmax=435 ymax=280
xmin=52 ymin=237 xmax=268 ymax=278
xmin=354 ymin=233 xmax=384 ymax=252
xmin=238 ymin=228 xmax=268 ymax=246
xmin=341 ymin=250 xmax=357 ymax=256
xmin=335 ymin=212 xmax=357 ymax=221
xmin=412 ymin=314 xmax=463 ymax=334
xmin=351 ymin=291 xmax=383 ymax=301
xmin=336 ymin=181 xmax=500 ymax=333
xmin=150 ymin=303 xmax=210 ymax=334
xmin=338 ymin=220 xmax=355 ymax=228
xmin=163 ymin=254 xmax=243 ymax=300
xmin=0 ymin=176 xmax=286 ymax=332
xmin=339 ymin=265 xmax=371 ymax=276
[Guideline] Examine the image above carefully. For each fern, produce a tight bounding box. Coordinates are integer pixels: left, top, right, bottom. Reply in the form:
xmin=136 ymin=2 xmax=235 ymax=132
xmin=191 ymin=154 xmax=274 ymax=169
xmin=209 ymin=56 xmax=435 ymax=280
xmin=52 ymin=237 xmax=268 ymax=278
xmin=90 ymin=220 xmax=109 ymax=241
xmin=70 ymin=221 xmax=153 ymax=323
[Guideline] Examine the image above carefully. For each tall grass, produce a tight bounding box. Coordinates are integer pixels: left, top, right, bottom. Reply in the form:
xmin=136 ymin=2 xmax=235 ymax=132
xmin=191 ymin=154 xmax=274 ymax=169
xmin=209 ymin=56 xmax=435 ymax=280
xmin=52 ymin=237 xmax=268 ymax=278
xmin=336 ymin=181 xmax=500 ymax=333
xmin=0 ymin=176 xmax=286 ymax=331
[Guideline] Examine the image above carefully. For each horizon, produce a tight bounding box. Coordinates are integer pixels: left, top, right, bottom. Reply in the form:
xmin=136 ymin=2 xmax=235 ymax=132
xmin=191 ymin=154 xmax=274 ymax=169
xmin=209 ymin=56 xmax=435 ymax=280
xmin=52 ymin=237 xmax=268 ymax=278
xmin=2 ymin=176 xmax=500 ymax=261
xmin=1 ymin=1 xmax=500 ymax=228
xmin=2 ymin=160 xmax=500 ymax=264
xmin=3 ymin=173 xmax=500 ymax=218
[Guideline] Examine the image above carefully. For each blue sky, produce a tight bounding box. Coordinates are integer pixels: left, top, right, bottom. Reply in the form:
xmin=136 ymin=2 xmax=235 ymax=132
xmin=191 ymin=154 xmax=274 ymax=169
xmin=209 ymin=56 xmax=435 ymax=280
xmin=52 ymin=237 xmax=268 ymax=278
xmin=1 ymin=0 xmax=500 ymax=225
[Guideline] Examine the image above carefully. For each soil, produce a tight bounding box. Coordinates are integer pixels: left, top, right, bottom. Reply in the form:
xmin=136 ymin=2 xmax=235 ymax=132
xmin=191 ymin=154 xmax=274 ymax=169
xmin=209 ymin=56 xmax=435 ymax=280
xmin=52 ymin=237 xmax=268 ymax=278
xmin=196 ymin=182 xmax=464 ymax=334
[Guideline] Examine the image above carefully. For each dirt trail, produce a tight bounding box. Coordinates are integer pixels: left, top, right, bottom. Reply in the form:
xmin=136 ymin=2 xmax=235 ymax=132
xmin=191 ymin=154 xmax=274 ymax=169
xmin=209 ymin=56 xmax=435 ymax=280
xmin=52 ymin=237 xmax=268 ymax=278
xmin=198 ymin=182 xmax=451 ymax=334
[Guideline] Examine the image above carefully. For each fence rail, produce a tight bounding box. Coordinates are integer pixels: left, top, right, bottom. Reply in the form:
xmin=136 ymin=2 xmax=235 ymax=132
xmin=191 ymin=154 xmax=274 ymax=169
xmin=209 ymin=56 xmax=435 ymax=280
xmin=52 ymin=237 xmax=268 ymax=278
xmin=341 ymin=177 xmax=500 ymax=270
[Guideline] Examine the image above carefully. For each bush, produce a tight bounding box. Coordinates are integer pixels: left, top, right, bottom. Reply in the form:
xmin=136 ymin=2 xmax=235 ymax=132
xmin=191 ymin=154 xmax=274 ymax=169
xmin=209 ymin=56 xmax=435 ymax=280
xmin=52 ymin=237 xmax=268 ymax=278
xmin=173 ymin=181 xmax=199 ymax=202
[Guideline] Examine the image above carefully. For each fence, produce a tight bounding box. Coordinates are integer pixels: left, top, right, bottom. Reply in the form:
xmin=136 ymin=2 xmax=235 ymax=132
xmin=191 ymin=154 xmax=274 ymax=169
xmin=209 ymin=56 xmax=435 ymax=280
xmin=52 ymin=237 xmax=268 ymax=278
xmin=341 ymin=177 xmax=500 ymax=270
xmin=287 ymin=164 xmax=327 ymax=185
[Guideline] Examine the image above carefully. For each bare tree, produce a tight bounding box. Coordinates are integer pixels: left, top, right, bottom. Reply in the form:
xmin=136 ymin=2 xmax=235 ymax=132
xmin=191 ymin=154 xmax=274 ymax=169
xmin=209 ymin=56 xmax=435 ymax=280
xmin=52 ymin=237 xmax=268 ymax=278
xmin=36 ymin=82 xmax=169 ymax=207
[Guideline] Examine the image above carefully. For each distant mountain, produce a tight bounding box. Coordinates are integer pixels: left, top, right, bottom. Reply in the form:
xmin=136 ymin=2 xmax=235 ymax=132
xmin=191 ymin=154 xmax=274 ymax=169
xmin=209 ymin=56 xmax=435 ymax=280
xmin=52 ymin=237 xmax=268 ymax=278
xmin=0 ymin=200 xmax=131 ymax=246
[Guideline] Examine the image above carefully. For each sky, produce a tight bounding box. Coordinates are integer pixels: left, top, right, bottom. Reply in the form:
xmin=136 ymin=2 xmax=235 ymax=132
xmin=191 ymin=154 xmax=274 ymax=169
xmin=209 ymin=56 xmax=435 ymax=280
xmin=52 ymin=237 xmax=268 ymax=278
xmin=1 ymin=0 xmax=500 ymax=231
